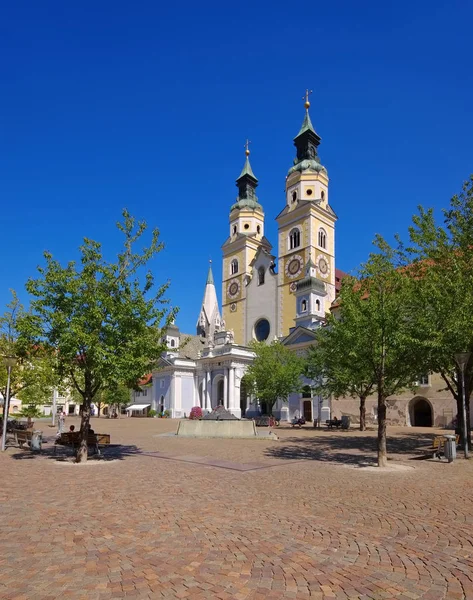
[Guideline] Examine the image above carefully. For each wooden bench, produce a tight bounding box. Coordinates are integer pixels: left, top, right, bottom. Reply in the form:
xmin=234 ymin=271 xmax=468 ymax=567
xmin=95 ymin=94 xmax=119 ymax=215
xmin=428 ymin=434 xmax=460 ymax=459
xmin=11 ymin=429 xmax=34 ymax=448
xmin=54 ymin=432 xmax=111 ymax=455
xmin=326 ymin=419 xmax=342 ymax=429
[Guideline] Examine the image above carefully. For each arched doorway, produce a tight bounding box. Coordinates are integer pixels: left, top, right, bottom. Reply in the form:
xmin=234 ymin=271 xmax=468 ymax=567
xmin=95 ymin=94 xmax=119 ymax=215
xmin=240 ymin=378 xmax=248 ymax=417
xmin=217 ymin=379 xmax=224 ymax=406
xmin=409 ymin=397 xmax=433 ymax=427
xmin=198 ymin=383 xmax=203 ymax=408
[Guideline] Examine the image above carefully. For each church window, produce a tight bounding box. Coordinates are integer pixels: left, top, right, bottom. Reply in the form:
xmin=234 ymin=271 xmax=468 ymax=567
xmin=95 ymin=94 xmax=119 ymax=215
xmin=170 ymin=339 xmax=175 ymax=348
xmin=258 ymin=266 xmax=265 ymax=285
xmin=244 ymin=223 xmax=249 ymax=230
xmin=231 ymin=259 xmax=239 ymax=275
xmin=418 ymin=374 xmax=430 ymax=386
xmin=306 ymin=188 xmax=313 ymax=196
xmin=254 ymin=318 xmax=270 ymax=342
xmin=289 ymin=228 xmax=301 ymax=250
xmin=301 ymin=299 xmax=307 ymax=312
xmin=318 ymin=228 xmax=327 ymax=249
xmin=257 ymin=225 xmax=261 ymax=234
xmin=321 ymin=190 xmax=325 ymax=201
xmin=292 ymin=191 xmax=297 ymax=203
xmin=232 ymin=225 xmax=237 ymax=235
xmin=316 ymin=299 xmax=321 ymax=311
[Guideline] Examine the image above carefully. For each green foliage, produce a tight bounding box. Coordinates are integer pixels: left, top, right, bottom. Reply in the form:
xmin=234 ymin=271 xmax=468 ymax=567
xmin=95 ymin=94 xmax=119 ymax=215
xmin=148 ymin=409 xmax=157 ymax=418
xmin=21 ymin=210 xmax=176 ymax=461
xmin=19 ymin=405 xmax=43 ymax=419
xmin=319 ymin=249 xmax=421 ymax=464
xmin=306 ymin=304 xmax=376 ymax=430
xmin=244 ymin=341 xmax=304 ymax=415
xmin=0 ymin=291 xmax=59 ymax=412
xmin=163 ymin=409 xmax=171 ymax=418
xmin=386 ymin=175 xmax=473 ymax=440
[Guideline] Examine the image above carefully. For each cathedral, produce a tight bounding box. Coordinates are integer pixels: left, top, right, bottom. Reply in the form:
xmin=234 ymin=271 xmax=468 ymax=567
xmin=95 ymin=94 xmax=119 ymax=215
xmin=126 ymin=96 xmax=340 ymax=423
xmin=128 ymin=97 xmax=456 ymax=428
xmin=123 ymin=93 xmax=462 ymax=427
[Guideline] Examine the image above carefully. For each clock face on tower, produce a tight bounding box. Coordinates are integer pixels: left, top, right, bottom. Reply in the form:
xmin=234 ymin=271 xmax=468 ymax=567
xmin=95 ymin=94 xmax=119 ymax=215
xmin=285 ymin=255 xmax=303 ymax=279
xmin=227 ymin=279 xmax=241 ymax=299
xmin=316 ymin=254 xmax=330 ymax=279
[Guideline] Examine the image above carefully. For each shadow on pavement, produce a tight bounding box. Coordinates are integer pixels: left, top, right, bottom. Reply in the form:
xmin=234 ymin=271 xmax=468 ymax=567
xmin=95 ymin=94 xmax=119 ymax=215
xmin=7 ymin=443 xmax=143 ymax=462
xmin=264 ymin=431 xmax=437 ymax=466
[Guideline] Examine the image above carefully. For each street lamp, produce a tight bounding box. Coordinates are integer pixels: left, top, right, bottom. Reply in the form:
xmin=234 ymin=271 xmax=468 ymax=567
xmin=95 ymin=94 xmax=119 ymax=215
xmin=455 ymin=351 xmax=471 ymax=460
xmin=1 ymin=356 xmax=18 ymax=452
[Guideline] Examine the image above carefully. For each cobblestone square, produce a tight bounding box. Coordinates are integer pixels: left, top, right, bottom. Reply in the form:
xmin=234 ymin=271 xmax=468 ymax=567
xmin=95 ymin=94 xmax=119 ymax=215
xmin=1 ymin=418 xmax=473 ymax=599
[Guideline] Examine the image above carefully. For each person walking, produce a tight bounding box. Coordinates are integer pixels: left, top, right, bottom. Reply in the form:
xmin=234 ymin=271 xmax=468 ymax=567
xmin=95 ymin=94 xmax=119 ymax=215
xmin=57 ymin=410 xmax=66 ymax=437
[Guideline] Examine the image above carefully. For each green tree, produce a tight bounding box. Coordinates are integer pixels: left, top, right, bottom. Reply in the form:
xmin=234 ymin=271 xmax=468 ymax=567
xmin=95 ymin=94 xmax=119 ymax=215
xmin=388 ymin=175 xmax=473 ymax=446
xmin=244 ymin=340 xmax=304 ymax=416
xmin=102 ymin=382 xmax=131 ymax=417
xmin=326 ymin=249 xmax=421 ymax=466
xmin=0 ymin=291 xmax=58 ymax=423
xmin=306 ymin=308 xmax=376 ymax=431
xmin=23 ymin=210 xmax=175 ymax=462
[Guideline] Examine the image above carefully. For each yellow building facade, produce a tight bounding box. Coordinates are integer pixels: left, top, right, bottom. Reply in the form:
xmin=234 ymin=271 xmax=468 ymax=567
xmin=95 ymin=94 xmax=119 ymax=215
xmin=222 ymin=99 xmax=336 ymax=345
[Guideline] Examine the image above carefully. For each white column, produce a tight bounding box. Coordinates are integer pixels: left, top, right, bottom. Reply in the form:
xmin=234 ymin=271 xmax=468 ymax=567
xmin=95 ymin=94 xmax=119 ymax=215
xmin=206 ymin=370 xmax=211 ymax=410
xmin=170 ymin=375 xmax=176 ymax=417
xmin=223 ymin=368 xmax=228 ymax=408
xmin=228 ymin=367 xmax=235 ymax=409
xmin=201 ymin=374 xmax=206 ymax=408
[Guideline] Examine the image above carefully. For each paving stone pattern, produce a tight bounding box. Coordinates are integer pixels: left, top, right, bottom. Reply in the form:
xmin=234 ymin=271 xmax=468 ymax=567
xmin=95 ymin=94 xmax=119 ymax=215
xmin=1 ymin=418 xmax=473 ymax=599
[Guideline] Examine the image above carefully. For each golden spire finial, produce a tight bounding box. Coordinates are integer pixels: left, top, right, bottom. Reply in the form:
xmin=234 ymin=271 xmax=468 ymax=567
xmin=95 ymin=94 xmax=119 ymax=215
xmin=244 ymin=139 xmax=251 ymax=156
xmin=303 ymin=89 xmax=313 ymax=110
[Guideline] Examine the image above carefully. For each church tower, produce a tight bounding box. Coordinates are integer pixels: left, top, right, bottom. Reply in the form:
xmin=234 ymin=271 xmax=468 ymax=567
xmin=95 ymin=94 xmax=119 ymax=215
xmin=276 ymin=92 xmax=337 ymax=337
xmin=196 ymin=261 xmax=222 ymax=340
xmin=222 ymin=144 xmax=271 ymax=344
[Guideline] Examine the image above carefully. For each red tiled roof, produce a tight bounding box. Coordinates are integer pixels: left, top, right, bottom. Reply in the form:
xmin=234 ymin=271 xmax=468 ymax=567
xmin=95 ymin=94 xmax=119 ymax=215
xmin=334 ymin=268 xmax=348 ymax=294
xmin=138 ymin=373 xmax=152 ymax=386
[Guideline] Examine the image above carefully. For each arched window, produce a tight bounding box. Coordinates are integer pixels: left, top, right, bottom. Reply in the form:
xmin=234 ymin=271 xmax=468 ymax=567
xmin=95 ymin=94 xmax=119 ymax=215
xmin=318 ymin=228 xmax=327 ymax=249
xmin=301 ymin=299 xmax=307 ymax=312
xmin=258 ymin=266 xmax=265 ymax=286
xmin=170 ymin=339 xmax=175 ymax=348
xmin=292 ymin=191 xmax=297 ymax=203
xmin=231 ymin=259 xmax=239 ymax=275
xmin=321 ymin=190 xmax=325 ymax=202
xmin=289 ymin=228 xmax=301 ymax=250
xmin=315 ymin=299 xmax=321 ymax=311
xmin=232 ymin=225 xmax=237 ymax=235
xmin=257 ymin=225 xmax=261 ymax=234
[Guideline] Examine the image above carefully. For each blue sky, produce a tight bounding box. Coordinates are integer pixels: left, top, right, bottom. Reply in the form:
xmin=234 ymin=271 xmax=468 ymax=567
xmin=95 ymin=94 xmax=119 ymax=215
xmin=1 ymin=1 xmax=472 ymax=334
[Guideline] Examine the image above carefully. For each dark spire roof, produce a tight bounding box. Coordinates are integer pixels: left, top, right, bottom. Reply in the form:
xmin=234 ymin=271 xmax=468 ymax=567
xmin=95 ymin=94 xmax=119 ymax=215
xmin=231 ymin=146 xmax=262 ymax=211
xmin=288 ymin=95 xmax=326 ymax=176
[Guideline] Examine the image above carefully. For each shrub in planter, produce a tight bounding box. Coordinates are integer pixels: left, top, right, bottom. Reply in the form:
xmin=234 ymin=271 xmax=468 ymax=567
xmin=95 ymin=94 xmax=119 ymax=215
xmin=148 ymin=409 xmax=157 ymax=418
xmin=163 ymin=409 xmax=171 ymax=418
xmin=189 ymin=406 xmax=203 ymax=420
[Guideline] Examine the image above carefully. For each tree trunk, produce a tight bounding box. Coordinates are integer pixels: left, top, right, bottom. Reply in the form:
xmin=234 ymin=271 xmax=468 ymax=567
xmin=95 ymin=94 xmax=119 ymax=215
xmin=77 ymin=391 xmax=92 ymax=463
xmin=359 ymin=395 xmax=367 ymax=431
xmin=97 ymin=403 xmax=102 ymax=418
xmin=377 ymin=391 xmax=387 ymax=467
xmin=466 ymin=372 xmax=472 ymax=451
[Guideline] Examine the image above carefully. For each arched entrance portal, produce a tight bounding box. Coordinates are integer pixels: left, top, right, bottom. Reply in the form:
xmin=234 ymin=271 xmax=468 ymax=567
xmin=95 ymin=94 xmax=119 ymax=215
xmin=410 ymin=397 xmax=433 ymax=427
xmin=240 ymin=379 xmax=248 ymax=417
xmin=217 ymin=379 xmax=224 ymax=406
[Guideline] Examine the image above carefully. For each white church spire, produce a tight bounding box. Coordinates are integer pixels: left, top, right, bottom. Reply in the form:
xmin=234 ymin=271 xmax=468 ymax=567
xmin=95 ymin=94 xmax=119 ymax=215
xmin=196 ymin=261 xmax=222 ymax=339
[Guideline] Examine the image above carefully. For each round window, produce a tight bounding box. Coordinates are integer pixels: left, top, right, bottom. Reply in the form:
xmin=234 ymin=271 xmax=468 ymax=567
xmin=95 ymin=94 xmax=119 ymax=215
xmin=254 ymin=318 xmax=270 ymax=342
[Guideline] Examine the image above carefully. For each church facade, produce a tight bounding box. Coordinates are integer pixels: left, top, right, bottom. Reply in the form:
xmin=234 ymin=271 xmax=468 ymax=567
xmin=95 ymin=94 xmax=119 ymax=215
xmin=128 ymin=98 xmax=335 ymax=422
